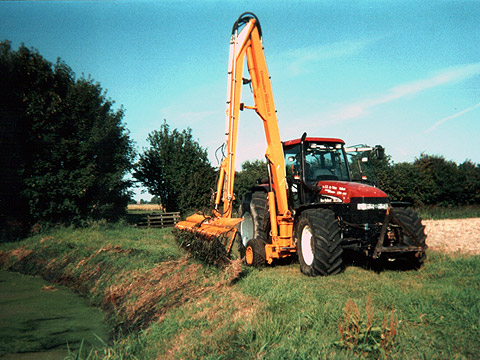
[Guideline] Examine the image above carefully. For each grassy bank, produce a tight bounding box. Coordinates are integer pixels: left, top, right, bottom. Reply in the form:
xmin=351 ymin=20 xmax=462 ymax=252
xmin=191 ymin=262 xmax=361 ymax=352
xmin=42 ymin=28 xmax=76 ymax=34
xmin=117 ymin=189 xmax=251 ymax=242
xmin=1 ymin=223 xmax=479 ymax=359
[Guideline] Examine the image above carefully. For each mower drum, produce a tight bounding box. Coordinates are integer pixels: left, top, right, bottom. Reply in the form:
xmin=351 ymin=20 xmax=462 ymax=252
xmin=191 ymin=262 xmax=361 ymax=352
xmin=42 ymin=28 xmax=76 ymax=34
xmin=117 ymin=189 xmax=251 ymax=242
xmin=174 ymin=213 xmax=243 ymax=266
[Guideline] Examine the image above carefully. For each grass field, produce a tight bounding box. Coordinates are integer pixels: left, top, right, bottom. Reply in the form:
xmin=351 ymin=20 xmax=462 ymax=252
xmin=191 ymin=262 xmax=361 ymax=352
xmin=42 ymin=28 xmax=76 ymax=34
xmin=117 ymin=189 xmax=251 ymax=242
xmin=127 ymin=204 xmax=164 ymax=212
xmin=0 ymin=223 xmax=479 ymax=359
xmin=417 ymin=205 xmax=480 ymax=220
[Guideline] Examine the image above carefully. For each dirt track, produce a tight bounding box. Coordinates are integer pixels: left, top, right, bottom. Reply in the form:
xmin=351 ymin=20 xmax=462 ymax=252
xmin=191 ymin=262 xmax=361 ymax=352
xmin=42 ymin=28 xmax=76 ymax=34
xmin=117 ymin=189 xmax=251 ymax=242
xmin=423 ymin=218 xmax=480 ymax=255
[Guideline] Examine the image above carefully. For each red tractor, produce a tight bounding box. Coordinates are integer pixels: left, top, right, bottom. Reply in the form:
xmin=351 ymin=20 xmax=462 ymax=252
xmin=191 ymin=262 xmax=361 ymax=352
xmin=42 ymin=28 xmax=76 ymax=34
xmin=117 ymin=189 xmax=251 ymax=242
xmin=238 ymin=134 xmax=427 ymax=276
xmin=175 ymin=13 xmax=427 ymax=276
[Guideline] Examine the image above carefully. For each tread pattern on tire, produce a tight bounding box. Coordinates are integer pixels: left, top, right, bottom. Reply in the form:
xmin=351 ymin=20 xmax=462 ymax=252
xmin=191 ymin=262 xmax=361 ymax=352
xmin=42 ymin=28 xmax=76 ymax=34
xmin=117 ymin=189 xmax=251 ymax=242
xmin=392 ymin=207 xmax=427 ymax=267
xmin=296 ymin=208 xmax=344 ymax=277
xmin=250 ymin=192 xmax=270 ymax=241
xmin=245 ymin=238 xmax=266 ymax=267
xmin=238 ymin=191 xmax=270 ymax=257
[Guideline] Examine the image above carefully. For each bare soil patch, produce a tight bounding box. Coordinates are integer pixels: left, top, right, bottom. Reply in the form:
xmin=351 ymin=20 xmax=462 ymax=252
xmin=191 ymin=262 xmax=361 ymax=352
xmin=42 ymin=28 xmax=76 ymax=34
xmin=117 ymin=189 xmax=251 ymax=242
xmin=423 ymin=218 xmax=480 ymax=254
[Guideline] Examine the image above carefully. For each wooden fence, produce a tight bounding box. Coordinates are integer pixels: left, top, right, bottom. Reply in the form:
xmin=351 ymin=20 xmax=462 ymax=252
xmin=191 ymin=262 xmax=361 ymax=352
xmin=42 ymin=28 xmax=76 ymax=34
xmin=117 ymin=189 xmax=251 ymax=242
xmin=135 ymin=212 xmax=181 ymax=229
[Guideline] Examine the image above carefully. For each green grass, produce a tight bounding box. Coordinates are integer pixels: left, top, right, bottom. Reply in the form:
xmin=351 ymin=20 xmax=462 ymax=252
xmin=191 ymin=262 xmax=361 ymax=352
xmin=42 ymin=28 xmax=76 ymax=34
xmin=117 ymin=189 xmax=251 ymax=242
xmin=130 ymin=251 xmax=480 ymax=360
xmin=235 ymin=256 xmax=475 ymax=358
xmin=417 ymin=205 xmax=480 ymax=220
xmin=1 ymin=223 xmax=479 ymax=359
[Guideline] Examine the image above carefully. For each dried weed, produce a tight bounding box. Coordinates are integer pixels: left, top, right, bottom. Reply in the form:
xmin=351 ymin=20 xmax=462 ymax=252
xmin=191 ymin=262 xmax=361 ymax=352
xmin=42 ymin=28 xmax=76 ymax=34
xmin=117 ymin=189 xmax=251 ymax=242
xmin=6 ymin=247 xmax=34 ymax=260
xmin=103 ymin=256 xmax=209 ymax=331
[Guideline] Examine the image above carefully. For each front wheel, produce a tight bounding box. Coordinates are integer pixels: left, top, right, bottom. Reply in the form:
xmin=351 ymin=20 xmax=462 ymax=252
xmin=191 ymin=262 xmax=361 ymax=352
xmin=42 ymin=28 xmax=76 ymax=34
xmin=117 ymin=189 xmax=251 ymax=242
xmin=296 ymin=209 xmax=344 ymax=276
xmin=245 ymin=238 xmax=266 ymax=267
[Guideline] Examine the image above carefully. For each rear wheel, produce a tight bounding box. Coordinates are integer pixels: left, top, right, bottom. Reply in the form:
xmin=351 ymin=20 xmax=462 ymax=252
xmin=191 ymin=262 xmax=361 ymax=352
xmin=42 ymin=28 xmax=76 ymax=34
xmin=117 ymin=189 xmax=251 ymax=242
xmin=391 ymin=207 xmax=427 ymax=268
xmin=245 ymin=238 xmax=266 ymax=267
xmin=238 ymin=191 xmax=270 ymax=258
xmin=296 ymin=209 xmax=344 ymax=276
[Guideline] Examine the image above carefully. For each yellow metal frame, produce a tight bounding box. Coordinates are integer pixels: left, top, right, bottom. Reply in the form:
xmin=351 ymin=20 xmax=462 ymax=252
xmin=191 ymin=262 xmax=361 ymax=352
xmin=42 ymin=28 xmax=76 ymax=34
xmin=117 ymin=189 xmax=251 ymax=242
xmin=175 ymin=14 xmax=295 ymax=263
xmin=215 ymin=14 xmax=295 ymax=262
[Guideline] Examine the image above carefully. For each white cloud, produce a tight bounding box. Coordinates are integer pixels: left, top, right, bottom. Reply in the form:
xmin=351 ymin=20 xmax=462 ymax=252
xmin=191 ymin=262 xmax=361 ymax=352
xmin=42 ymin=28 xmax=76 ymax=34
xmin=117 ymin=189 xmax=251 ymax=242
xmin=427 ymin=102 xmax=480 ymax=132
xmin=326 ymin=62 xmax=480 ymax=123
xmin=283 ymin=37 xmax=380 ymax=76
xmin=385 ymin=62 xmax=480 ymax=102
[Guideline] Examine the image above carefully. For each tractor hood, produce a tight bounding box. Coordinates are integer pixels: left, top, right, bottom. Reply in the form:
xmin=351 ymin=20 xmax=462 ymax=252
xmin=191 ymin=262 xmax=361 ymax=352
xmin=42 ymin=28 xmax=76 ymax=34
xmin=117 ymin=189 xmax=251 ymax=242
xmin=317 ymin=181 xmax=388 ymax=204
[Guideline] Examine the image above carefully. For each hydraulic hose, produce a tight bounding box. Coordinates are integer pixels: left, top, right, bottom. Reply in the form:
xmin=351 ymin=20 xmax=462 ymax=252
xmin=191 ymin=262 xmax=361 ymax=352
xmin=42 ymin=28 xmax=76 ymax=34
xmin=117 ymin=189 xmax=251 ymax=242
xmin=231 ymin=12 xmax=262 ymax=38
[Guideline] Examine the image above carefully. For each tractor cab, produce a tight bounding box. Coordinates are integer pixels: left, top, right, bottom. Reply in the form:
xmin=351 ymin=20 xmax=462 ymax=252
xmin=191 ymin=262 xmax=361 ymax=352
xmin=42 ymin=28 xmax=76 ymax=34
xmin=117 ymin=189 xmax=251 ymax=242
xmin=284 ymin=138 xmax=349 ymax=181
xmin=283 ymin=135 xmax=387 ymax=208
xmin=283 ymin=136 xmax=350 ymax=205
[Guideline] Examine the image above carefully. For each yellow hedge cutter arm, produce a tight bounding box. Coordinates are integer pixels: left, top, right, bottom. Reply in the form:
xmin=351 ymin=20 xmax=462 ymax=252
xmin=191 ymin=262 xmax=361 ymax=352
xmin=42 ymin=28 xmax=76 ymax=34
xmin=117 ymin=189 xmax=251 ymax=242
xmin=175 ymin=13 xmax=294 ymax=264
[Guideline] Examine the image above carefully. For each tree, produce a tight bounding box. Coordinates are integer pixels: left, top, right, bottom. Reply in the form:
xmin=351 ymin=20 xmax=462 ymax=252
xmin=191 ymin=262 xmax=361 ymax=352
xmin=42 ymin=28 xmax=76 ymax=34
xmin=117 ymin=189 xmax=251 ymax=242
xmin=0 ymin=41 xmax=135 ymax=235
xmin=150 ymin=195 xmax=161 ymax=205
xmin=385 ymin=162 xmax=422 ymax=205
xmin=458 ymin=160 xmax=480 ymax=205
xmin=134 ymin=121 xmax=216 ymax=214
xmin=414 ymin=154 xmax=461 ymax=206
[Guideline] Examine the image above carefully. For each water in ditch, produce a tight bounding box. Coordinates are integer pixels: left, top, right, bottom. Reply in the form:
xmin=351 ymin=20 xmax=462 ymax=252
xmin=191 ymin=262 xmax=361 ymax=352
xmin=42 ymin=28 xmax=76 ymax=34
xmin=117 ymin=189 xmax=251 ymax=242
xmin=0 ymin=270 xmax=110 ymax=359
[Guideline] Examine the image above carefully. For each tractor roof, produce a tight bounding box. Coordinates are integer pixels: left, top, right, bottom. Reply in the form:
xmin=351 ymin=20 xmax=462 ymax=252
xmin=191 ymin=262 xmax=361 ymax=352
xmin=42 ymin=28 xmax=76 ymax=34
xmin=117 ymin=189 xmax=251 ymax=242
xmin=283 ymin=137 xmax=345 ymax=147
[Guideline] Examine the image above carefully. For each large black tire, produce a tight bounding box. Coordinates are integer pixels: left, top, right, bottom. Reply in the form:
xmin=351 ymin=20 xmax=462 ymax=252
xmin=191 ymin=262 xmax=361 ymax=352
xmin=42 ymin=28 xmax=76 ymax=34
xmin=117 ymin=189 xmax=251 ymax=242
xmin=238 ymin=191 xmax=270 ymax=258
xmin=392 ymin=207 xmax=427 ymax=268
xmin=296 ymin=209 xmax=344 ymax=276
xmin=245 ymin=238 xmax=267 ymax=267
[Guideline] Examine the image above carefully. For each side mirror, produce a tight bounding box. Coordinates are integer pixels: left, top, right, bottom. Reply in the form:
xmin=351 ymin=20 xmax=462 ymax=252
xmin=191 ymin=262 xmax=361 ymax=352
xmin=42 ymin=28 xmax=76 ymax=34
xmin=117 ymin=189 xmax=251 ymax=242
xmin=375 ymin=145 xmax=385 ymax=160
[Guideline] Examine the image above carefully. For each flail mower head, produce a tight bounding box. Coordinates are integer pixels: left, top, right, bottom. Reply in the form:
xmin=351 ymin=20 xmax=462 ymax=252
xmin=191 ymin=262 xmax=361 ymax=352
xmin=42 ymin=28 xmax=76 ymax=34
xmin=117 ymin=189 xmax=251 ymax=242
xmin=174 ymin=213 xmax=243 ymax=266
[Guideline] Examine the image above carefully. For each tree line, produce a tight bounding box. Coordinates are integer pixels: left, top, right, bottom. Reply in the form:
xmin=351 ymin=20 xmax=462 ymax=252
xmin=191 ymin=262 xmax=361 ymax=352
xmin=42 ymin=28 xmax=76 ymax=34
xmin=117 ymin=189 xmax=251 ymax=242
xmin=373 ymin=154 xmax=480 ymax=207
xmin=2 ymin=42 xmax=479 ymax=240
xmin=134 ymin=128 xmax=480 ymax=211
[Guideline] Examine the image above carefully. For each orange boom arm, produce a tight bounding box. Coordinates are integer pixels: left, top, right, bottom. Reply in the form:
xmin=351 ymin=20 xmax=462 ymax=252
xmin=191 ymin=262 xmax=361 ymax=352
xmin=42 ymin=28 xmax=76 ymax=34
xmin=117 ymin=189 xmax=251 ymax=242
xmin=176 ymin=13 xmax=294 ymax=263
xmin=214 ymin=13 xmax=294 ymax=258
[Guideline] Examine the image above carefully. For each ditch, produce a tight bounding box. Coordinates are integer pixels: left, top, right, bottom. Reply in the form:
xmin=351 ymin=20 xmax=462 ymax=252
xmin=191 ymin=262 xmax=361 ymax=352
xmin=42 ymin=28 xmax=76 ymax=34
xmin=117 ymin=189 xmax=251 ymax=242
xmin=0 ymin=270 xmax=110 ymax=359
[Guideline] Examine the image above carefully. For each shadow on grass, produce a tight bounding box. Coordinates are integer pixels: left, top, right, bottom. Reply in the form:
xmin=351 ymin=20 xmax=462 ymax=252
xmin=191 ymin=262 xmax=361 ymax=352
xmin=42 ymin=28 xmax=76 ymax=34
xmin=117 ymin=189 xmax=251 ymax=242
xmin=342 ymin=249 xmax=424 ymax=273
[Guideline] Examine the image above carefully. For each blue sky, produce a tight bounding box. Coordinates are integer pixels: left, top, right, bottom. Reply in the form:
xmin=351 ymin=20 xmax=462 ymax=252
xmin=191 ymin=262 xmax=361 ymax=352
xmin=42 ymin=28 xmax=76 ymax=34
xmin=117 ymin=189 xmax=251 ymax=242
xmin=2 ymin=1 xmax=479 ymax=199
